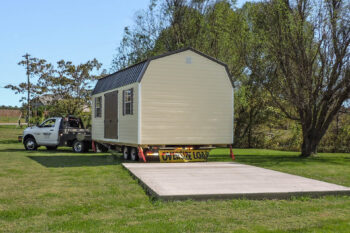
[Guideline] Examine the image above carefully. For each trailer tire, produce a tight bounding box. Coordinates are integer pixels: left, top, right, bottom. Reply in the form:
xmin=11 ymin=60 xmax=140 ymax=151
xmin=72 ymin=140 xmax=86 ymax=153
xmin=130 ymin=147 xmax=138 ymax=161
xmin=123 ymin=146 xmax=130 ymax=160
xmin=46 ymin=146 xmax=57 ymax=151
xmin=24 ymin=137 xmax=38 ymax=151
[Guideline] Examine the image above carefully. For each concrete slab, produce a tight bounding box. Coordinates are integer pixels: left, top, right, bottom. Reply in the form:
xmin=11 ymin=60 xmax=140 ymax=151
xmin=122 ymin=162 xmax=350 ymax=200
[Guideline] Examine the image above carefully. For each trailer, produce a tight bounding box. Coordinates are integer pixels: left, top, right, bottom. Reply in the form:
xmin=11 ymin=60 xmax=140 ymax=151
xmin=91 ymin=47 xmax=234 ymax=162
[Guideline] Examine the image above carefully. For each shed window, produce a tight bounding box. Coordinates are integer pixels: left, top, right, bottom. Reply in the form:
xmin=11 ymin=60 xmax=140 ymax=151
xmin=95 ymin=96 xmax=102 ymax=118
xmin=123 ymin=88 xmax=133 ymax=115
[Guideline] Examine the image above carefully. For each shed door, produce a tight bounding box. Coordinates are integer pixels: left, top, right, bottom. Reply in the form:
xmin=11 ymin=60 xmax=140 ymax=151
xmin=104 ymin=91 xmax=118 ymax=139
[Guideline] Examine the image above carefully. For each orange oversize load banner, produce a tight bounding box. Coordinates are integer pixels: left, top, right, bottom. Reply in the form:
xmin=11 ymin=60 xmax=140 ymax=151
xmin=159 ymin=149 xmax=210 ymax=163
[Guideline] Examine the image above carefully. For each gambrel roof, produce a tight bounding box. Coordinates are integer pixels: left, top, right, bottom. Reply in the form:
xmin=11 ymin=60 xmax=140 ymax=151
xmin=92 ymin=47 xmax=232 ymax=95
xmin=92 ymin=61 xmax=147 ymax=95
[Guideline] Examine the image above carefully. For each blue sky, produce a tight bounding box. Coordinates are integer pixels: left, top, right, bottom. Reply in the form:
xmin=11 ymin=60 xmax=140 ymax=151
xmin=0 ymin=0 xmax=249 ymax=107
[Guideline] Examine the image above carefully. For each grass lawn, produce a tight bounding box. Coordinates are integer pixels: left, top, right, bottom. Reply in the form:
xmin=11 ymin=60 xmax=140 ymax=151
xmin=0 ymin=127 xmax=350 ymax=232
xmin=0 ymin=125 xmax=24 ymax=143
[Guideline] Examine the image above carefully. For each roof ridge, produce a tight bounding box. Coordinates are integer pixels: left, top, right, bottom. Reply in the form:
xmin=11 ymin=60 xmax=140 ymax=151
xmin=103 ymin=47 xmax=227 ymax=80
xmin=104 ymin=48 xmax=193 ymax=84
xmin=101 ymin=47 xmax=192 ymax=80
xmin=98 ymin=59 xmax=148 ymax=81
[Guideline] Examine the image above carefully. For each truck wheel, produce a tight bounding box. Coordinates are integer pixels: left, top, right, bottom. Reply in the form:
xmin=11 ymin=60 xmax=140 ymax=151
xmin=130 ymin=147 xmax=138 ymax=161
xmin=72 ymin=140 xmax=86 ymax=153
xmin=123 ymin=146 xmax=130 ymax=160
xmin=46 ymin=146 xmax=57 ymax=151
xmin=24 ymin=137 xmax=38 ymax=151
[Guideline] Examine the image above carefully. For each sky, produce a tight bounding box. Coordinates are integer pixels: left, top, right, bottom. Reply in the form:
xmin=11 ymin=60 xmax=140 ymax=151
xmin=0 ymin=0 xmax=250 ymax=107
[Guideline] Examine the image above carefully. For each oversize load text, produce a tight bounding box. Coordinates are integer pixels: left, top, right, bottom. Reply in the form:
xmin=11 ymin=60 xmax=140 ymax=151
xmin=159 ymin=150 xmax=209 ymax=162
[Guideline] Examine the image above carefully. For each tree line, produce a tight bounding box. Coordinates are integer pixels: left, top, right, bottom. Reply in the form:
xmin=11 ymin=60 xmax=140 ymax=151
xmin=0 ymin=105 xmax=21 ymax=110
xmin=6 ymin=0 xmax=349 ymax=157
xmin=111 ymin=0 xmax=350 ymax=157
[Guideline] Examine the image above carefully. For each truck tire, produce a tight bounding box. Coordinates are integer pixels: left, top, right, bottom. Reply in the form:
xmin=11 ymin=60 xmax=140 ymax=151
xmin=46 ymin=146 xmax=57 ymax=151
xmin=24 ymin=137 xmax=38 ymax=151
xmin=123 ymin=146 xmax=130 ymax=160
xmin=130 ymin=147 xmax=138 ymax=161
xmin=72 ymin=140 xmax=86 ymax=153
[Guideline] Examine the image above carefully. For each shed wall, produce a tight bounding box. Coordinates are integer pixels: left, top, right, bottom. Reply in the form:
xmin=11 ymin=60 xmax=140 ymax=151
xmin=91 ymin=83 xmax=139 ymax=144
xmin=140 ymin=50 xmax=233 ymax=145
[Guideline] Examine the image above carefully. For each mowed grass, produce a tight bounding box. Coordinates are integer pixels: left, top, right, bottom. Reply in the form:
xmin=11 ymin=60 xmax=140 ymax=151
xmin=0 ymin=127 xmax=350 ymax=232
xmin=0 ymin=125 xmax=24 ymax=143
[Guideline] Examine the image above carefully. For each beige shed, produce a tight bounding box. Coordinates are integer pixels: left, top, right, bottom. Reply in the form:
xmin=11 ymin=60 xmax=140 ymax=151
xmin=91 ymin=47 xmax=234 ymax=149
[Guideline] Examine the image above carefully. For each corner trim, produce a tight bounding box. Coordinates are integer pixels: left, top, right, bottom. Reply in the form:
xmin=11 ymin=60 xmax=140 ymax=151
xmin=137 ymin=83 xmax=142 ymax=144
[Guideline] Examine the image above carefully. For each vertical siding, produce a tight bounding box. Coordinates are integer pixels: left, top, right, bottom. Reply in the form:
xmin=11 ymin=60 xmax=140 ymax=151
xmin=140 ymin=50 xmax=233 ymax=145
xmin=91 ymin=83 xmax=139 ymax=144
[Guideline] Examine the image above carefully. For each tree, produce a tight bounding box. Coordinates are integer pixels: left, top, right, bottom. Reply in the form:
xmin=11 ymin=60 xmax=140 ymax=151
xmin=233 ymin=81 xmax=273 ymax=148
xmin=112 ymin=0 xmax=246 ymax=77
xmin=40 ymin=58 xmax=103 ymax=117
xmin=256 ymin=0 xmax=350 ymax=157
xmin=319 ymin=107 xmax=350 ymax=152
xmin=230 ymin=2 xmax=278 ymax=148
xmin=43 ymin=58 xmax=103 ymax=115
xmin=6 ymin=55 xmax=104 ymax=119
xmin=111 ymin=0 xmax=164 ymax=71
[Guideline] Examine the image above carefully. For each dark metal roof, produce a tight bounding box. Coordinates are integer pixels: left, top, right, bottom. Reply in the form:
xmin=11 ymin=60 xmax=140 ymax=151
xmin=92 ymin=47 xmax=233 ymax=95
xmin=92 ymin=61 xmax=148 ymax=95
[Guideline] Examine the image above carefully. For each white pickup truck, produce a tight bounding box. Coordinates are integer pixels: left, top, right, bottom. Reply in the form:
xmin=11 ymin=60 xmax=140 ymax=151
xmin=22 ymin=116 xmax=92 ymax=152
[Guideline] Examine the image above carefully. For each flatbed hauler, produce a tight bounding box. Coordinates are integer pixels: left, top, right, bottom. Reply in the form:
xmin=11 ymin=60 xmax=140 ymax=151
xmin=91 ymin=48 xmax=234 ymax=162
xmin=22 ymin=116 xmax=93 ymax=153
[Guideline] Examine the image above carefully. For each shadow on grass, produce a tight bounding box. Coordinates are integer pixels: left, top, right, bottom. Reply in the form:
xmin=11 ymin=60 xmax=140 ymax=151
xmin=210 ymin=154 xmax=350 ymax=167
xmin=0 ymin=140 xmax=20 ymax=144
xmin=27 ymin=155 xmax=123 ymax=167
xmin=238 ymin=155 xmax=305 ymax=166
xmin=0 ymin=148 xmax=30 ymax=152
xmin=210 ymin=154 xmax=302 ymax=165
xmin=0 ymin=148 xmax=92 ymax=154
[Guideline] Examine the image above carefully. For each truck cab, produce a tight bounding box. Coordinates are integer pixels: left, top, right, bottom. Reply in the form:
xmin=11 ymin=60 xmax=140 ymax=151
xmin=23 ymin=116 xmax=91 ymax=152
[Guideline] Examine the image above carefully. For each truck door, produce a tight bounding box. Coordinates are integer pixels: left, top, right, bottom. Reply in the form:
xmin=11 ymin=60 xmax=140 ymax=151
xmin=104 ymin=91 xmax=118 ymax=139
xmin=36 ymin=118 xmax=59 ymax=145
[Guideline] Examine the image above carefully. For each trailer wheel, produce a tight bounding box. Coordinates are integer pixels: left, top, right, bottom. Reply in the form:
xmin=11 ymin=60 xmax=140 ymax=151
xmin=24 ymin=137 xmax=38 ymax=151
xmin=123 ymin=146 xmax=130 ymax=160
xmin=130 ymin=147 xmax=138 ymax=161
xmin=72 ymin=140 xmax=86 ymax=153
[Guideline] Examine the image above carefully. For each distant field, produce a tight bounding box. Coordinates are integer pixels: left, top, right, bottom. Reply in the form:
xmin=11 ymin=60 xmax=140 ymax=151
xmin=0 ymin=135 xmax=349 ymax=232
xmin=0 ymin=116 xmax=25 ymax=123
xmin=0 ymin=109 xmax=23 ymax=123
